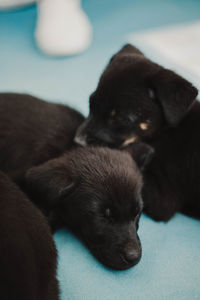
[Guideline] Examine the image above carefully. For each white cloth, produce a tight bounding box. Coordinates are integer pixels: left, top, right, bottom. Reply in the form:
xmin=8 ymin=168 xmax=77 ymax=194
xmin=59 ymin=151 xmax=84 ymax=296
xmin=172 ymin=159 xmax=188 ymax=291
xmin=128 ymin=21 xmax=200 ymax=90
xmin=35 ymin=0 xmax=92 ymax=56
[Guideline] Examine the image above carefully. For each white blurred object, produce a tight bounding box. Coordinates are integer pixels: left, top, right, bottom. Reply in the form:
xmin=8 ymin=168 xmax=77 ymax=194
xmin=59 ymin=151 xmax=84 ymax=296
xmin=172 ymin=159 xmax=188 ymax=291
xmin=0 ymin=0 xmax=34 ymax=9
xmin=128 ymin=21 xmax=200 ymax=90
xmin=0 ymin=0 xmax=92 ymax=56
xmin=35 ymin=0 xmax=92 ymax=56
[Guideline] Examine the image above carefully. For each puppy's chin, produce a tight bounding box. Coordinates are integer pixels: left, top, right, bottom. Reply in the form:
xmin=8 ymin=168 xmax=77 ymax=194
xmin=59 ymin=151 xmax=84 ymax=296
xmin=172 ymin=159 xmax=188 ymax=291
xmin=74 ymin=134 xmax=138 ymax=149
xmin=87 ymin=243 xmax=142 ymax=270
xmin=92 ymin=251 xmax=141 ymax=271
xmin=108 ymin=257 xmax=141 ymax=270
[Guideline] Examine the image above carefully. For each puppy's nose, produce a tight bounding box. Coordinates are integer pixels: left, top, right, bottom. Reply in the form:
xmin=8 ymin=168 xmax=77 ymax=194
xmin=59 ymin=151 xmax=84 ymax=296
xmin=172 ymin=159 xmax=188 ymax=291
xmin=74 ymin=134 xmax=87 ymax=146
xmin=123 ymin=247 xmax=141 ymax=264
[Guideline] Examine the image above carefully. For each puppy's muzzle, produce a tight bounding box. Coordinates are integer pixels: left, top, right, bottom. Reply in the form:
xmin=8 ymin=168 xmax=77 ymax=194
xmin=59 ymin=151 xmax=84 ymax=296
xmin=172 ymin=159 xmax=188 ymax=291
xmin=74 ymin=134 xmax=87 ymax=146
xmin=74 ymin=118 xmax=91 ymax=146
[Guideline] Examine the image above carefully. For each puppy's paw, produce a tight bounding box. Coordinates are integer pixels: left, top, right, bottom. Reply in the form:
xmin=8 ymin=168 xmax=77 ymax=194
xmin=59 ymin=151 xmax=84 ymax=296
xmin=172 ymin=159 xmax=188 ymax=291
xmin=124 ymin=142 xmax=155 ymax=171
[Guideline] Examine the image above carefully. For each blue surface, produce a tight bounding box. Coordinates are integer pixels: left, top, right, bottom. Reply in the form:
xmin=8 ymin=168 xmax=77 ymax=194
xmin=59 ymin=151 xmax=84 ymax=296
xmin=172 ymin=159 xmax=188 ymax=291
xmin=55 ymin=214 xmax=200 ymax=300
xmin=1 ymin=1 xmax=200 ymax=299
xmin=1 ymin=0 xmax=200 ymax=114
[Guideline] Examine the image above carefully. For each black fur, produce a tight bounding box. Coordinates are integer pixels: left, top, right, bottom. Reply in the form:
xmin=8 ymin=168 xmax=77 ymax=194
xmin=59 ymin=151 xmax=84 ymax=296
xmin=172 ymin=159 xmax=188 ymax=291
xmin=26 ymin=146 xmax=144 ymax=270
xmin=0 ymin=171 xmax=59 ymax=300
xmin=0 ymin=93 xmax=150 ymax=270
xmin=142 ymin=102 xmax=200 ymax=221
xmin=75 ymin=44 xmax=199 ymax=221
xmin=0 ymin=93 xmax=84 ymax=183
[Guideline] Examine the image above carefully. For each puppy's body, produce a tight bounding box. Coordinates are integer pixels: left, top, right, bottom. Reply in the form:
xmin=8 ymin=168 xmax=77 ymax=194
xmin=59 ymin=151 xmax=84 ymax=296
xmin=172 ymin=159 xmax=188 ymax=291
xmin=75 ymin=44 xmax=200 ymax=221
xmin=0 ymin=93 xmax=84 ymax=183
xmin=143 ymin=101 xmax=200 ymax=221
xmin=0 ymin=171 xmax=59 ymax=300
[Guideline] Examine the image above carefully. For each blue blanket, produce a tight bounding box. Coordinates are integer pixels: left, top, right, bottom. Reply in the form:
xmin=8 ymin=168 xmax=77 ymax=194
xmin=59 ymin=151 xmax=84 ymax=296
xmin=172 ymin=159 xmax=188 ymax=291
xmin=55 ymin=214 xmax=200 ymax=300
xmin=1 ymin=0 xmax=200 ymax=299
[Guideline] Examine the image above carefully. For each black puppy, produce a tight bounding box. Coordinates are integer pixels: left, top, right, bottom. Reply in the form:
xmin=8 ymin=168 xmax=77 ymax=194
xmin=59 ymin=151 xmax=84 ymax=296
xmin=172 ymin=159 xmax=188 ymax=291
xmin=26 ymin=146 xmax=149 ymax=270
xmin=0 ymin=171 xmax=59 ymax=300
xmin=0 ymin=93 xmax=152 ymax=269
xmin=0 ymin=93 xmax=84 ymax=183
xmin=75 ymin=44 xmax=200 ymax=221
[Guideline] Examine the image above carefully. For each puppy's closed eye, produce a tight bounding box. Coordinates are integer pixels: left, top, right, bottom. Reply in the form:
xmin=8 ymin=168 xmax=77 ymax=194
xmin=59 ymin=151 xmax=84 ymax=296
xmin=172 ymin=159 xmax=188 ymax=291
xmin=114 ymin=114 xmax=137 ymax=129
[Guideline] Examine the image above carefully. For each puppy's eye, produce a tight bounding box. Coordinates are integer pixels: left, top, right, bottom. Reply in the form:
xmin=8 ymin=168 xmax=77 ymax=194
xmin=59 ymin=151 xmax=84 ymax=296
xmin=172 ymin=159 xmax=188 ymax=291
xmin=116 ymin=115 xmax=136 ymax=127
xmin=105 ymin=208 xmax=111 ymax=218
xmin=139 ymin=121 xmax=149 ymax=130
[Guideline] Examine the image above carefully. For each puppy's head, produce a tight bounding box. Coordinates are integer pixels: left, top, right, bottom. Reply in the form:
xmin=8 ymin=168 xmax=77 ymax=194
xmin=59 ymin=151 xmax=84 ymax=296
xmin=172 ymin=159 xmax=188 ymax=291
xmin=26 ymin=145 xmax=153 ymax=270
xmin=75 ymin=44 xmax=198 ymax=148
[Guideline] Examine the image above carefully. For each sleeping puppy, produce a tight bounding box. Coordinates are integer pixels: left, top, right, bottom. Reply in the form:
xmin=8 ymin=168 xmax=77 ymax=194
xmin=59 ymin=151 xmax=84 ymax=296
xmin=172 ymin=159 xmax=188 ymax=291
xmin=0 ymin=171 xmax=59 ymax=300
xmin=25 ymin=145 xmax=153 ymax=270
xmin=0 ymin=92 xmax=153 ymax=270
xmin=0 ymin=93 xmax=84 ymax=183
xmin=74 ymin=44 xmax=199 ymax=221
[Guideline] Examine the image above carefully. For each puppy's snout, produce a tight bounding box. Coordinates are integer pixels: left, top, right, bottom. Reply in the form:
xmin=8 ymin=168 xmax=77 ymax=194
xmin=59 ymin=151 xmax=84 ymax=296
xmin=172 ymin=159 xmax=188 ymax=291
xmin=74 ymin=122 xmax=89 ymax=146
xmin=74 ymin=134 xmax=87 ymax=146
xmin=122 ymin=243 xmax=141 ymax=265
xmin=124 ymin=249 xmax=140 ymax=264
xmin=74 ymin=117 xmax=92 ymax=146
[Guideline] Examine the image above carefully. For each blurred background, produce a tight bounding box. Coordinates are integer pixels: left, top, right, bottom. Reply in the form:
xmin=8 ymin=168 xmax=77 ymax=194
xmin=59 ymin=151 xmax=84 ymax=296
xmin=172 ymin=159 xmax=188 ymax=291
xmin=0 ymin=1 xmax=200 ymax=299
xmin=0 ymin=0 xmax=200 ymax=116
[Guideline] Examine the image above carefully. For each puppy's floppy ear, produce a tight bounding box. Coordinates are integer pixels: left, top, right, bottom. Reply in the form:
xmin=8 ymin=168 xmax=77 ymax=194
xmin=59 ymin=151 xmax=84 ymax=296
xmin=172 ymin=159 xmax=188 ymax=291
xmin=109 ymin=44 xmax=143 ymax=63
xmin=25 ymin=158 xmax=74 ymax=209
xmin=152 ymin=68 xmax=198 ymax=126
xmin=125 ymin=142 xmax=154 ymax=171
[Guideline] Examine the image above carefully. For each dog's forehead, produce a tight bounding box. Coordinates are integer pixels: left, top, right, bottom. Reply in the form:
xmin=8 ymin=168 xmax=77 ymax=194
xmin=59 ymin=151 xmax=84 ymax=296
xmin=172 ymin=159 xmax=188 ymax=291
xmin=75 ymin=170 xmax=142 ymax=214
xmin=69 ymin=146 xmax=142 ymax=188
xmin=112 ymin=54 xmax=158 ymax=74
xmin=105 ymin=179 xmax=142 ymax=220
xmin=95 ymin=73 xmax=153 ymax=109
xmin=99 ymin=57 xmax=159 ymax=94
xmin=104 ymin=166 xmax=142 ymax=200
